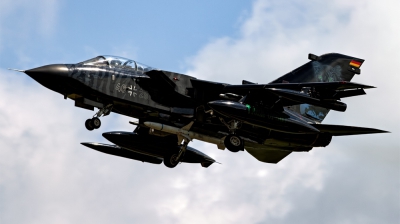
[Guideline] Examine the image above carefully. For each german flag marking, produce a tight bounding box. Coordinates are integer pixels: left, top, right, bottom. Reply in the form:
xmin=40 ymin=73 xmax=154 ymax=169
xmin=350 ymin=60 xmax=362 ymax=68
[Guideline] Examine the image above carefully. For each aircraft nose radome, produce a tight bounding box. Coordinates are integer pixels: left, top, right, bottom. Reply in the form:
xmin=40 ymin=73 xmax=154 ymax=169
xmin=24 ymin=64 xmax=69 ymax=78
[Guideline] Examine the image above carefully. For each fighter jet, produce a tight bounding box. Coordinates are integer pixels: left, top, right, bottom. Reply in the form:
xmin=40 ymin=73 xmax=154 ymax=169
xmin=10 ymin=53 xmax=388 ymax=168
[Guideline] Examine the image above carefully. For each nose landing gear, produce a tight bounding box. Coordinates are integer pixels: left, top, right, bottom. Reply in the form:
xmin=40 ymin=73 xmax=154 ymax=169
xmin=85 ymin=117 xmax=101 ymax=130
xmin=85 ymin=104 xmax=113 ymax=131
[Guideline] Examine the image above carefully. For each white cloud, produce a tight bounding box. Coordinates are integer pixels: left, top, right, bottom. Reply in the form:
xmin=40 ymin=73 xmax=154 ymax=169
xmin=0 ymin=67 xmax=329 ymax=223
xmin=0 ymin=0 xmax=59 ymax=53
xmin=0 ymin=0 xmax=399 ymax=224
xmin=185 ymin=0 xmax=400 ymax=223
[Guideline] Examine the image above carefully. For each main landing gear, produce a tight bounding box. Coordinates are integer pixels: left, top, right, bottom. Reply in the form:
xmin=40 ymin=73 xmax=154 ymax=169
xmin=163 ymin=140 xmax=189 ymax=168
xmin=163 ymin=122 xmax=193 ymax=168
xmin=85 ymin=104 xmax=113 ymax=131
xmin=224 ymin=134 xmax=244 ymax=152
xmin=220 ymin=118 xmax=244 ymax=152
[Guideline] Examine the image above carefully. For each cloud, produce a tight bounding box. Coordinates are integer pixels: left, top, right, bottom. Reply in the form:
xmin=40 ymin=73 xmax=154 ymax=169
xmin=0 ymin=69 xmax=329 ymax=224
xmin=0 ymin=0 xmax=399 ymax=224
xmin=185 ymin=0 xmax=400 ymax=223
xmin=0 ymin=0 xmax=59 ymax=54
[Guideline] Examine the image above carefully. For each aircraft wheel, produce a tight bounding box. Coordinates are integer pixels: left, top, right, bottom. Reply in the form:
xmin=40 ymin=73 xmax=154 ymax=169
xmin=85 ymin=119 xmax=94 ymax=131
xmin=224 ymin=134 xmax=244 ymax=152
xmin=163 ymin=153 xmax=179 ymax=168
xmin=90 ymin=117 xmax=101 ymax=129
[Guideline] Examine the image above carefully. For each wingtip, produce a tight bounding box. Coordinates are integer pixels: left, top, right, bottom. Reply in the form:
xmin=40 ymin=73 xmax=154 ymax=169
xmin=365 ymin=129 xmax=390 ymax=134
xmin=372 ymin=129 xmax=390 ymax=134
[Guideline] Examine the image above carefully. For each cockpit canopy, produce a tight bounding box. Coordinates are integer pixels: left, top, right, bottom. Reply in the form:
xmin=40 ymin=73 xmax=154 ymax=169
xmin=78 ymin=55 xmax=154 ymax=73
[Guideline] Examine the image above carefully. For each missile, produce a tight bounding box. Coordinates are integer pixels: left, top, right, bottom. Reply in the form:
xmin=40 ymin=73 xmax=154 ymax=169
xmin=143 ymin=122 xmax=226 ymax=150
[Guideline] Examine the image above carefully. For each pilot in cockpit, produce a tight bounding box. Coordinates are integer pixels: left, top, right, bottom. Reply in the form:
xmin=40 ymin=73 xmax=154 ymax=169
xmin=109 ymin=60 xmax=122 ymax=67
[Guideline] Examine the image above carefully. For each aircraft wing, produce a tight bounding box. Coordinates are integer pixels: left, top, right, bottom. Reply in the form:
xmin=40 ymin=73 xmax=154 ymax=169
xmin=144 ymin=70 xmax=176 ymax=90
xmin=221 ymin=81 xmax=375 ymax=112
xmin=138 ymin=70 xmax=197 ymax=108
xmin=311 ymin=124 xmax=389 ymax=136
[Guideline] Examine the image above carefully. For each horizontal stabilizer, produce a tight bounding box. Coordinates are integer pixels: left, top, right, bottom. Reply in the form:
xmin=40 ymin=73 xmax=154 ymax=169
xmin=334 ymin=89 xmax=366 ymax=98
xmin=266 ymin=88 xmax=347 ymax=112
xmin=224 ymin=81 xmax=375 ymax=93
xmin=311 ymin=124 xmax=389 ymax=136
xmin=81 ymin=142 xmax=162 ymax=164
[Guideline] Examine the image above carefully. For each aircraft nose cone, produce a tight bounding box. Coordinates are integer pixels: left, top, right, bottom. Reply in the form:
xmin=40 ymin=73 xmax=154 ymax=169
xmin=24 ymin=64 xmax=69 ymax=79
xmin=23 ymin=64 xmax=71 ymax=93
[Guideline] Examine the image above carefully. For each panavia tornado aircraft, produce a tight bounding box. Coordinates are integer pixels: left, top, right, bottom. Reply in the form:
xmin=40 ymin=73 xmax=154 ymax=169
xmin=10 ymin=53 xmax=388 ymax=168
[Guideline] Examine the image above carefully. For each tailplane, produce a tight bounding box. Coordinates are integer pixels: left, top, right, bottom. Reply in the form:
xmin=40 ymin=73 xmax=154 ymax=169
xmin=311 ymin=124 xmax=389 ymax=136
xmin=271 ymin=53 xmax=365 ymax=122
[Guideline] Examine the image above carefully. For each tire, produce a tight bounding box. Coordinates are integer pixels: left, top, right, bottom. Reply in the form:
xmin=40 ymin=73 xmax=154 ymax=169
xmin=85 ymin=119 xmax=94 ymax=131
xmin=224 ymin=134 xmax=244 ymax=152
xmin=90 ymin=117 xmax=101 ymax=129
xmin=163 ymin=153 xmax=179 ymax=168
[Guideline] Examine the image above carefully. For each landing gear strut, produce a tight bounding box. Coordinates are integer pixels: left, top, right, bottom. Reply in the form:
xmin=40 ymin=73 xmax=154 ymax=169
xmin=163 ymin=140 xmax=189 ymax=168
xmin=219 ymin=118 xmax=244 ymax=152
xmin=163 ymin=122 xmax=193 ymax=168
xmin=164 ymin=136 xmax=190 ymax=168
xmin=85 ymin=104 xmax=113 ymax=131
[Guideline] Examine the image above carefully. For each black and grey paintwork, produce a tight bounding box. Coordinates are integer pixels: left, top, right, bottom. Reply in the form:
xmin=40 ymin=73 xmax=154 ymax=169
xmin=16 ymin=53 xmax=388 ymax=167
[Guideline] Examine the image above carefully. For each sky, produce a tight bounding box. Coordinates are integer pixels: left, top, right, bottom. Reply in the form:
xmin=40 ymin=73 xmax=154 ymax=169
xmin=0 ymin=0 xmax=399 ymax=223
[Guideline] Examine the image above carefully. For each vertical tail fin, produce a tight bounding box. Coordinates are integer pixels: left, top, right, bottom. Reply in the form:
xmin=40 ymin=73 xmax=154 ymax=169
xmin=271 ymin=53 xmax=364 ymax=122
